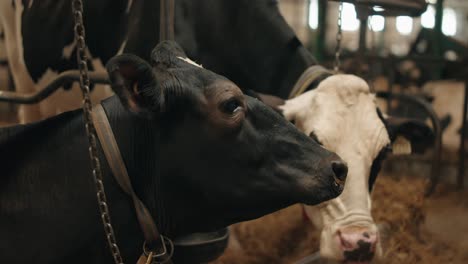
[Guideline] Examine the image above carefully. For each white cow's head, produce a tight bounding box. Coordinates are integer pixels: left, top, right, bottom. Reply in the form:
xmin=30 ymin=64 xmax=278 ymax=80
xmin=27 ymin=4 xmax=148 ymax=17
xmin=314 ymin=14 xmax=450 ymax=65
xmin=280 ymin=75 xmax=433 ymax=263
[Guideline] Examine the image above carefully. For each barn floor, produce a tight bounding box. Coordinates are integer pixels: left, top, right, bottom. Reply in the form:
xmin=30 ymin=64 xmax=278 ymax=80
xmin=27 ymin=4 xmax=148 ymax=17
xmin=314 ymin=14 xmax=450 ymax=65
xmin=386 ymin=154 xmax=468 ymax=263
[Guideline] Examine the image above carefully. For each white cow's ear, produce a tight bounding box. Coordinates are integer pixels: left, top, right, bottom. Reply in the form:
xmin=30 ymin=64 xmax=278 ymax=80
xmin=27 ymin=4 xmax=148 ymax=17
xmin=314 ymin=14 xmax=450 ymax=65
xmin=392 ymin=136 xmax=411 ymax=155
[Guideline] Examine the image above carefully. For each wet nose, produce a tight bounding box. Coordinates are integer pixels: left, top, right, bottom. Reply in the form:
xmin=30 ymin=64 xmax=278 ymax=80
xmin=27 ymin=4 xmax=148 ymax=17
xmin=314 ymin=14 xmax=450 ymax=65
xmin=338 ymin=227 xmax=378 ymax=262
xmin=331 ymin=161 xmax=348 ymax=182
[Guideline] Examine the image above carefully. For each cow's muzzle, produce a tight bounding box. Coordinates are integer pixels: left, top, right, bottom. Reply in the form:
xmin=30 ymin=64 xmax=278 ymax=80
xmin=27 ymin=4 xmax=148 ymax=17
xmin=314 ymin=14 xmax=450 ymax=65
xmin=337 ymin=226 xmax=378 ymax=264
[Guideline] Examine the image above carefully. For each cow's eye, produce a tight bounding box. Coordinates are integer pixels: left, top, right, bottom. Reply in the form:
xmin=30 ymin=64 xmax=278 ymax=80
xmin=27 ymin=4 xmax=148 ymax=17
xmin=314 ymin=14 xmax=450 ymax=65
xmin=222 ymin=98 xmax=243 ymax=114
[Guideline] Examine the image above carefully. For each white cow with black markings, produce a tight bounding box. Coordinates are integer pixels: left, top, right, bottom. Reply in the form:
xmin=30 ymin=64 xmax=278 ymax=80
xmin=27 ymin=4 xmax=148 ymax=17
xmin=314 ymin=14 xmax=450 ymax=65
xmin=280 ymin=74 xmax=433 ymax=263
xmin=0 ymin=0 xmax=113 ymax=123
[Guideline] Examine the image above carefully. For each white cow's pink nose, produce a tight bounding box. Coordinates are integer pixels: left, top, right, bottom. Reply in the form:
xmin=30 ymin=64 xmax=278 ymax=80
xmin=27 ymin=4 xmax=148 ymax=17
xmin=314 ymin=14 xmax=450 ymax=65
xmin=337 ymin=227 xmax=378 ymax=263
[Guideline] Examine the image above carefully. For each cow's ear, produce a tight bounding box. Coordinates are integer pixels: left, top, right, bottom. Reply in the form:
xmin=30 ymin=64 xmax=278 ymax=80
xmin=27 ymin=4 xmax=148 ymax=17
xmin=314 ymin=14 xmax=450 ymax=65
xmin=106 ymin=54 xmax=161 ymax=115
xmin=386 ymin=117 xmax=434 ymax=154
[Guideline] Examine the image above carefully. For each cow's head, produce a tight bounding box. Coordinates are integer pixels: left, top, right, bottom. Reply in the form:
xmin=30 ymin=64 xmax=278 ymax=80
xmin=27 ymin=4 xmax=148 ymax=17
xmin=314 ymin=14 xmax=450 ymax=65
xmin=281 ymin=75 xmax=433 ymax=263
xmin=105 ymin=41 xmax=348 ymax=235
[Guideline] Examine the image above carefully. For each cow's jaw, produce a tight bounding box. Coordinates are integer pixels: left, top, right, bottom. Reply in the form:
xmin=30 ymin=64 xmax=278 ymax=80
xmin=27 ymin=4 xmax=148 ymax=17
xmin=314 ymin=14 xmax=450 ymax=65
xmin=281 ymin=74 xmax=390 ymax=263
xmin=304 ymin=137 xmax=387 ymax=263
xmin=303 ymin=161 xmax=383 ymax=263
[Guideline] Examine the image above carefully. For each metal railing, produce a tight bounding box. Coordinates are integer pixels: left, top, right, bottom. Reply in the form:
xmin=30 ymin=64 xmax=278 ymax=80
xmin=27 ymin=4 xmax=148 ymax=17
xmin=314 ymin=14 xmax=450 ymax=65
xmin=0 ymin=70 xmax=109 ymax=104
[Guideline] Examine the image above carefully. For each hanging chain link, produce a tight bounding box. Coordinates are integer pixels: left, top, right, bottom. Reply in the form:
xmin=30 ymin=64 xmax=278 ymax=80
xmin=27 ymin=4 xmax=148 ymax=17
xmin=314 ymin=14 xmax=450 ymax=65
xmin=334 ymin=2 xmax=343 ymax=73
xmin=72 ymin=1 xmax=124 ymax=263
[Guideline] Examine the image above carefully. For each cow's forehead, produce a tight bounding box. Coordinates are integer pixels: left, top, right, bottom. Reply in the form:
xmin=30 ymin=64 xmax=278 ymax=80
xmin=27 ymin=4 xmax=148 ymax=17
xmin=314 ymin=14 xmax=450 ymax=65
xmin=314 ymin=74 xmax=371 ymax=101
xmin=283 ymin=75 xmax=390 ymax=162
xmin=160 ymin=61 xmax=228 ymax=92
xmin=313 ymin=97 xmax=388 ymax=161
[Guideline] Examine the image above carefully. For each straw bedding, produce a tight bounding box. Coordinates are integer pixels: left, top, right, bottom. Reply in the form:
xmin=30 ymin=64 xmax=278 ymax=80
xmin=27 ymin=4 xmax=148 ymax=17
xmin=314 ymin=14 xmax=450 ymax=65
xmin=212 ymin=176 xmax=463 ymax=264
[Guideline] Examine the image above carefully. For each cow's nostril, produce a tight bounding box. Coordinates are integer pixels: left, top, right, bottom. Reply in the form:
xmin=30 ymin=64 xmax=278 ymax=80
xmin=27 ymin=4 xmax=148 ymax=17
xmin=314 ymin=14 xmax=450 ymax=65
xmin=332 ymin=161 xmax=348 ymax=182
xmin=338 ymin=227 xmax=379 ymax=262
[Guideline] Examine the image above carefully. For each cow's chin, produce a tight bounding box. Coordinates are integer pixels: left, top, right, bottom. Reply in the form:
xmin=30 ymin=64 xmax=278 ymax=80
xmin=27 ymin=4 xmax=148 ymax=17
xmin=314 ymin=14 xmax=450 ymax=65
xmin=296 ymin=178 xmax=344 ymax=206
xmin=318 ymin=225 xmax=383 ymax=264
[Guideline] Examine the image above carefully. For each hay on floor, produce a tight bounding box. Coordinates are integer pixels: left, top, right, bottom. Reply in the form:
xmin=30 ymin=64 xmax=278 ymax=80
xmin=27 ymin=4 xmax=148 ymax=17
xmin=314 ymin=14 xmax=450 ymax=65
xmin=212 ymin=176 xmax=462 ymax=264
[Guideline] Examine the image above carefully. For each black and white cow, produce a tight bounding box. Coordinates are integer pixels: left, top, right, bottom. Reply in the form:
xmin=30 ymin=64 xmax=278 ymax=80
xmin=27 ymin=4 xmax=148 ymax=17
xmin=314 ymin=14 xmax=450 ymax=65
xmin=0 ymin=41 xmax=347 ymax=264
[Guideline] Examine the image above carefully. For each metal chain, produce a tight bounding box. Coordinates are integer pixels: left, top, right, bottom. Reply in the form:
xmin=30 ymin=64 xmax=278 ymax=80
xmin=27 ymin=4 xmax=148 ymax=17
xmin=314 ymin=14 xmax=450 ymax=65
xmin=334 ymin=2 xmax=343 ymax=73
xmin=72 ymin=1 xmax=124 ymax=263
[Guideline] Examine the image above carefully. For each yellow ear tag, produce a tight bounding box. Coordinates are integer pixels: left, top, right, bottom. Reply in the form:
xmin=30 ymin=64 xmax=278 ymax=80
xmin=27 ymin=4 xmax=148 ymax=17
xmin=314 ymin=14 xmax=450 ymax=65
xmin=136 ymin=254 xmax=146 ymax=264
xmin=392 ymin=136 xmax=412 ymax=155
xmin=137 ymin=252 xmax=153 ymax=264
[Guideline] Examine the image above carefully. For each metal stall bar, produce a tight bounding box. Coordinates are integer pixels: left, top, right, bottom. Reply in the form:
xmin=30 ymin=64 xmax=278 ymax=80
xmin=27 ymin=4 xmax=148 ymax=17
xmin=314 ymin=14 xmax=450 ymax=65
xmin=458 ymin=78 xmax=468 ymax=189
xmin=376 ymin=91 xmax=442 ymax=196
xmin=433 ymin=0 xmax=444 ymax=79
xmin=315 ymin=0 xmax=328 ymax=62
xmin=0 ymin=70 xmax=109 ymax=104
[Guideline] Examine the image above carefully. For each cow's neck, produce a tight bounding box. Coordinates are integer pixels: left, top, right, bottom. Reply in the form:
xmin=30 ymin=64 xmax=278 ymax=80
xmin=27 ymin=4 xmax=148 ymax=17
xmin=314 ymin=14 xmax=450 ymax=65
xmin=100 ymin=97 xmax=173 ymax=235
xmin=267 ymin=40 xmax=319 ymax=98
xmin=0 ymin=97 xmax=209 ymax=263
xmin=101 ymin=97 xmax=213 ymax=238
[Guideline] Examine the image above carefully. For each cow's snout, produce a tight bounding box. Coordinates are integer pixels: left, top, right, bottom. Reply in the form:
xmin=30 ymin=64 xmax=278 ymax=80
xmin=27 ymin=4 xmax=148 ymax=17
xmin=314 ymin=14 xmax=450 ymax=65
xmin=337 ymin=226 xmax=378 ymax=263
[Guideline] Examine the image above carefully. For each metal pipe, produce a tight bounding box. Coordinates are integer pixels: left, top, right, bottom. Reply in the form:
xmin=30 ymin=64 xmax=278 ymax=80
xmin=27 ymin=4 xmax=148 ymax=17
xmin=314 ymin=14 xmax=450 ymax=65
xmin=160 ymin=0 xmax=175 ymax=41
xmin=376 ymin=92 xmax=442 ymax=196
xmin=315 ymin=0 xmax=328 ymax=62
xmin=433 ymin=0 xmax=444 ymax=79
xmin=458 ymin=79 xmax=468 ymax=189
xmin=0 ymin=70 xmax=109 ymax=104
xmin=328 ymin=0 xmax=427 ymax=13
xmin=358 ymin=16 xmax=368 ymax=53
xmin=386 ymin=59 xmax=395 ymax=115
